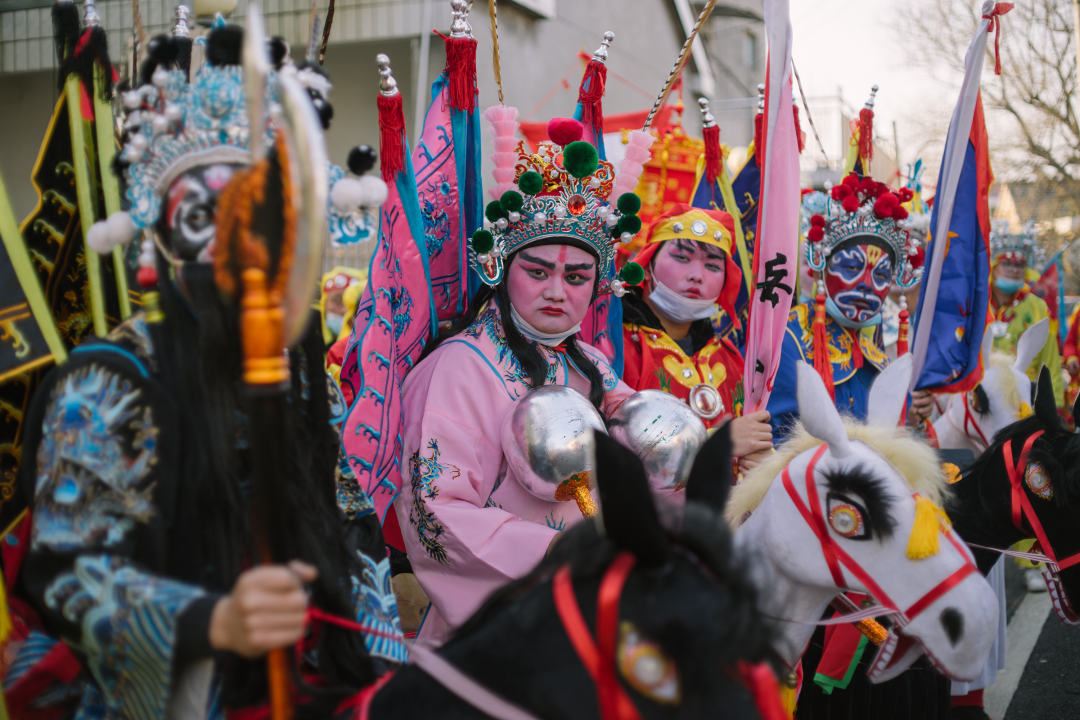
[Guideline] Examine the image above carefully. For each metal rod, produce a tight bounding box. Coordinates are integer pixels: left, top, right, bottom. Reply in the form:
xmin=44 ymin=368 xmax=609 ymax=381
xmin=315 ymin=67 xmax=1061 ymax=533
xmin=642 ymin=0 xmax=719 ymax=131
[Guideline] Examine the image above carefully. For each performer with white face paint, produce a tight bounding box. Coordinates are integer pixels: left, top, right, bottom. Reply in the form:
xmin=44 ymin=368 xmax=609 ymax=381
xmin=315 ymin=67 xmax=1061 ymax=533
xmin=766 ymin=176 xmax=934 ymax=436
xmin=393 ymin=118 xmax=642 ymax=648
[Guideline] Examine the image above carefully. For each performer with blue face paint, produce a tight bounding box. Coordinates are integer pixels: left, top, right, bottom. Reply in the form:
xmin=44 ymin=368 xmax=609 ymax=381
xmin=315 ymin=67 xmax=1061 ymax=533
xmin=766 ymin=177 xmax=934 ymax=436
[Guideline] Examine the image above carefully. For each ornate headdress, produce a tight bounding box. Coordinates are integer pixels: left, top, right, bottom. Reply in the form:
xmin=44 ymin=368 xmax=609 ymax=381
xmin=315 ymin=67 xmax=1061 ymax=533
xmin=990 ymin=220 xmax=1039 ymax=267
xmin=469 ymin=117 xmax=646 ymax=295
xmin=803 ymin=173 xmax=923 ymax=289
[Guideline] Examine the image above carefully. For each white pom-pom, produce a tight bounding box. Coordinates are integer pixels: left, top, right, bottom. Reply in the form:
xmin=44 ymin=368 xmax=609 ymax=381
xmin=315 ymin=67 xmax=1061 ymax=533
xmin=152 ymin=66 xmax=170 ymax=88
xmin=330 ymin=177 xmax=365 ymax=213
xmin=86 ymin=220 xmax=114 ymax=254
xmin=105 ymin=211 xmax=139 ymax=247
xmin=356 ymin=175 xmax=389 ymax=208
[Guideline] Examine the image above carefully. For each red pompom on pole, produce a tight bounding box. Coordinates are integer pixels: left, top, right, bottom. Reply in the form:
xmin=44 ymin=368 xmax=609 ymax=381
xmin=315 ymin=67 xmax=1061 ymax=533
xmin=441 ymin=30 xmax=478 ymax=114
xmin=858 ymin=85 xmax=878 ymax=164
xmin=577 ymin=42 xmax=609 ymax=134
xmin=753 ymin=112 xmax=764 ymax=167
xmin=376 ymin=54 xmax=406 ymax=184
xmin=703 ymin=124 xmax=722 ymax=185
xmin=813 ymin=291 xmax=836 ymax=401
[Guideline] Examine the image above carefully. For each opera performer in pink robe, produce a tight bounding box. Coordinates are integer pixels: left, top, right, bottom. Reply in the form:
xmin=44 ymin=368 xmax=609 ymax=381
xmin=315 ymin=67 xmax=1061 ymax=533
xmin=395 ymin=124 xmax=646 ymax=646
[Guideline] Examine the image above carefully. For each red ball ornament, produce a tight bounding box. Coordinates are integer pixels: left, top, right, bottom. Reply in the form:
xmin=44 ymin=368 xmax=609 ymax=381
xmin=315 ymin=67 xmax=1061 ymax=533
xmin=909 ymin=245 xmax=926 ymax=269
xmin=137 ymin=266 xmax=159 ymax=288
xmin=547 ymin=117 xmax=584 ymax=147
xmin=842 ymin=174 xmax=860 ymax=190
xmin=842 ymin=195 xmax=860 ymax=213
xmin=873 ymin=196 xmax=894 ymax=218
xmin=898 ymin=187 xmax=914 ymax=203
xmin=810 ymin=214 xmax=826 ymax=228
xmin=894 ymin=205 xmax=909 ymax=220
xmin=807 ymin=226 xmax=825 ymax=243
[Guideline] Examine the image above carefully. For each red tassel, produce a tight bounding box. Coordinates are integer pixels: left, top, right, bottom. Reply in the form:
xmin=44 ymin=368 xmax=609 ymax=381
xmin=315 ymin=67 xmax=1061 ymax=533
xmin=577 ymin=59 xmax=607 ymax=133
xmin=378 ymin=93 xmax=406 ymax=184
xmin=703 ymin=124 xmax=722 ymax=185
xmin=813 ymin=293 xmax=836 ymax=401
xmin=897 ymin=309 xmax=910 ymax=356
xmin=858 ymin=107 xmax=874 ymax=162
xmin=443 ymin=34 xmax=478 ymax=114
xmin=793 ymin=104 xmax=806 ymax=154
xmin=753 ymin=113 xmax=764 ymax=167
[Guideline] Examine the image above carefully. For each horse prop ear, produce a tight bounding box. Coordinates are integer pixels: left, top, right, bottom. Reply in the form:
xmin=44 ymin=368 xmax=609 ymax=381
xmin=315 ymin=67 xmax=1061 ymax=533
xmin=867 ymin=353 xmax=913 ymax=429
xmin=684 ymin=421 xmax=733 ymax=513
xmin=1014 ymin=317 xmax=1049 ymax=374
xmin=797 ymin=361 xmax=851 ymax=458
xmin=1034 ymin=364 xmax=1059 ymax=430
xmin=592 ymin=431 xmax=671 ymax=568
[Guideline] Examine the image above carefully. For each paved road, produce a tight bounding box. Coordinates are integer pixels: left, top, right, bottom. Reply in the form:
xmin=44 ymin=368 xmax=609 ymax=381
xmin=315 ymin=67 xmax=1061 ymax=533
xmin=997 ymin=563 xmax=1080 ymax=719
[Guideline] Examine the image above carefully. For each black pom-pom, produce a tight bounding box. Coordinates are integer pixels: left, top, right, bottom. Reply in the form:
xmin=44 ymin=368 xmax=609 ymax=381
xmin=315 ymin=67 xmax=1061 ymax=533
xmin=176 ymin=36 xmax=193 ymax=81
xmin=617 ymin=193 xmax=642 ymax=215
xmin=485 ymin=200 xmax=506 ymax=222
xmin=618 ymin=215 xmax=642 ymax=235
xmin=472 ymin=230 xmax=495 ymax=253
xmin=139 ymin=35 xmax=179 ymax=86
xmin=348 ymin=145 xmax=378 ymax=175
xmin=500 ymin=191 xmax=524 ymax=213
xmin=270 ymin=37 xmax=290 ymax=69
xmin=207 ymin=25 xmax=244 ymax=67
xmin=52 ymin=1 xmax=81 ymax=69
xmin=518 ymin=171 xmax=543 ymax=196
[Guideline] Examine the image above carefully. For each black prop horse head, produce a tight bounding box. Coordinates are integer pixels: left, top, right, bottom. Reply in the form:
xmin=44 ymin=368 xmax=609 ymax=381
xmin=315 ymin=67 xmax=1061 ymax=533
xmin=370 ymin=424 xmax=779 ymax=719
xmin=949 ymin=366 xmax=1080 ymax=624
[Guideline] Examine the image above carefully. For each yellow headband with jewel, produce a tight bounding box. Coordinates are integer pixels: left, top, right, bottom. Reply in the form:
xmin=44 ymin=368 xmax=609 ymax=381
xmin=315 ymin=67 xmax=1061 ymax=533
xmin=647 ymin=210 xmax=732 ymax=254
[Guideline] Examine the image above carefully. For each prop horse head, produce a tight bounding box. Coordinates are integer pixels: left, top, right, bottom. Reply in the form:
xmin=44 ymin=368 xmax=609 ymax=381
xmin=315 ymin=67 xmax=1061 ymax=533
xmin=726 ymin=359 xmax=998 ymax=684
xmin=951 ymin=365 xmax=1080 ymax=625
xmin=369 ymin=426 xmax=787 ymax=719
xmin=933 ymin=318 xmax=1047 ymax=454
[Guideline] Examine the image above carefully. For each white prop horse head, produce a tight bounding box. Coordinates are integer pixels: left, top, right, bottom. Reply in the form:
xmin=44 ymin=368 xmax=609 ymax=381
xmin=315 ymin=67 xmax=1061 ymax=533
xmin=729 ymin=359 xmax=998 ymax=684
xmin=933 ymin=318 xmax=1047 ymax=455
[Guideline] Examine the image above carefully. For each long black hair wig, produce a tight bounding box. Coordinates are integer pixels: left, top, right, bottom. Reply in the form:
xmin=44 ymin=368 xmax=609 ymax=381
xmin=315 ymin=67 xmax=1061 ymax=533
xmin=419 ymin=244 xmax=608 ymax=409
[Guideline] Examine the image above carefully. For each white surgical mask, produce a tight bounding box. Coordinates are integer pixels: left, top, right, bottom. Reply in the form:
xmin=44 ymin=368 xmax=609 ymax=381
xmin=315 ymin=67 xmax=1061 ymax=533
xmin=325 ymin=312 xmax=344 ymax=336
xmin=509 ymin=304 xmax=582 ymax=347
xmin=648 ymin=278 xmax=718 ymax=323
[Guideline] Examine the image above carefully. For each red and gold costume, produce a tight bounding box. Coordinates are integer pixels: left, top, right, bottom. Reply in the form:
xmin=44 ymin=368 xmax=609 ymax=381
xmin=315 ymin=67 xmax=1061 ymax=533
xmin=621 ymin=205 xmax=745 ymax=426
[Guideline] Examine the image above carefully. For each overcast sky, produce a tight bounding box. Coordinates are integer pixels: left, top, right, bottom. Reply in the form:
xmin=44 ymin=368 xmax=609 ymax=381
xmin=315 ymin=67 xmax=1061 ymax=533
xmin=788 ymin=0 xmax=971 ymax=179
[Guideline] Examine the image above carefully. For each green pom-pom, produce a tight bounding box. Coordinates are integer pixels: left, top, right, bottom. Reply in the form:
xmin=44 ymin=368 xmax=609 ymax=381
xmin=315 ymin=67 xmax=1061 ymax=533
xmin=471 ymin=229 xmax=494 ymax=253
xmin=620 ymin=262 xmax=645 ymax=286
xmin=563 ymin=141 xmax=599 ymax=179
xmin=485 ymin=200 xmax=506 ymax=222
xmin=611 ymin=227 xmax=622 ymax=239
xmin=617 ymin=193 xmax=641 ymax=215
xmin=500 ymin=190 xmax=524 ymax=213
xmin=518 ymin=171 xmax=543 ymax=196
xmin=618 ymin=215 xmax=642 ymax=235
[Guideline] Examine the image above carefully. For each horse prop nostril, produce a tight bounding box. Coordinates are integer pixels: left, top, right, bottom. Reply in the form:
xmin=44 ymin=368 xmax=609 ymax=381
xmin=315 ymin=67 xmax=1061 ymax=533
xmin=940 ymin=607 xmax=964 ymax=646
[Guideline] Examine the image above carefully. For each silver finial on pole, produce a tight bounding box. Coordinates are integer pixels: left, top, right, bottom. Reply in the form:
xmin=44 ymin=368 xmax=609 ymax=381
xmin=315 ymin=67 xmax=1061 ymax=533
xmin=377 ymin=54 xmax=399 ymax=97
xmin=84 ymin=0 xmax=100 ymax=27
xmin=756 ymin=83 xmax=765 ymax=113
xmin=174 ymin=5 xmax=190 ymax=37
xmin=449 ymin=0 xmax=473 ymax=39
xmin=592 ymin=31 xmax=614 ymax=64
xmin=698 ymin=97 xmax=716 ymax=129
xmin=865 ymin=84 xmax=879 ymax=110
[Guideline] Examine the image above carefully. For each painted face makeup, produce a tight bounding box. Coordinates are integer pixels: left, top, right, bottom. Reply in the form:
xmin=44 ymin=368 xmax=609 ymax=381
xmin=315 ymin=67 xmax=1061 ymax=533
xmin=650 ymin=238 xmax=727 ymax=302
xmin=825 ymin=243 xmax=893 ymax=324
xmin=506 ymin=244 xmax=597 ymax=335
xmin=164 ymin=163 xmax=241 ymax=263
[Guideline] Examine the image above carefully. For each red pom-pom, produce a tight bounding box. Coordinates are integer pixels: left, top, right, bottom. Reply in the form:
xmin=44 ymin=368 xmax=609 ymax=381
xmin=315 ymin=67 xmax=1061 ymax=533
xmin=875 ymin=182 xmax=892 ymax=199
xmin=807 ymin=226 xmax=825 ymax=243
xmin=137 ymin=266 xmax=159 ymax=288
xmin=898 ymin=187 xmax=914 ymax=203
xmin=873 ymin=196 xmax=894 ymax=218
xmin=842 ymin=195 xmax=860 ymax=213
xmin=832 ymin=184 xmax=852 ymax=201
xmin=547 ymin=117 xmax=584 ymax=147
xmin=909 ymin=245 xmax=926 ymax=269
xmin=894 ymin=206 xmax=909 ymax=220
xmin=810 ymin=214 xmax=826 ymax=228
xmin=857 ymin=178 xmax=877 ymax=197
xmin=842 ymin=174 xmax=860 ymax=189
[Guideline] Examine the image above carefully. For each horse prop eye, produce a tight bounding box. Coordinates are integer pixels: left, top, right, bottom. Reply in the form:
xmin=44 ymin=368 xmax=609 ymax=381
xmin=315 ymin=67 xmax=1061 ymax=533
xmin=1025 ymin=463 xmax=1054 ymax=501
xmin=617 ymin=622 xmax=681 ymax=705
xmin=826 ymin=493 xmax=870 ymax=539
xmin=970 ymin=385 xmax=990 ymax=416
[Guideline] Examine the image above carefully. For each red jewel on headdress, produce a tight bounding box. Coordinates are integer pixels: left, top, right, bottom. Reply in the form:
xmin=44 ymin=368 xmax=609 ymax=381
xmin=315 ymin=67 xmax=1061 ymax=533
xmin=567 ymin=194 xmax=587 ymax=216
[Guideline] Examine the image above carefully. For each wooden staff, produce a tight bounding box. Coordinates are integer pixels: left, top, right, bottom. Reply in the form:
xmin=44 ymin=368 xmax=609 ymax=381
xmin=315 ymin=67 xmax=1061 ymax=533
xmin=641 ymin=0 xmax=718 ymax=131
